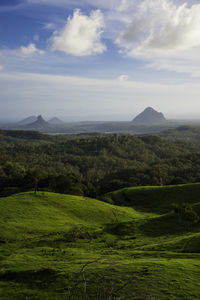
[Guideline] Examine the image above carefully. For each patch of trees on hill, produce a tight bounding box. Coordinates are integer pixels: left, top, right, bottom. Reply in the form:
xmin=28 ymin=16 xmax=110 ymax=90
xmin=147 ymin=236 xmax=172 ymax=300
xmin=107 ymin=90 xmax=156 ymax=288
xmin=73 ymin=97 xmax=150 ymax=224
xmin=1 ymin=130 xmax=200 ymax=197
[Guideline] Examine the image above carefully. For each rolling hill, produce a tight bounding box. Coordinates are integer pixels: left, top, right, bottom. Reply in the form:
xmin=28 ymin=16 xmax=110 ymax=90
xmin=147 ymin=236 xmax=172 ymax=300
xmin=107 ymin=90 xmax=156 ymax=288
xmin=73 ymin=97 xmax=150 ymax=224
xmin=1 ymin=185 xmax=200 ymax=299
xmin=105 ymin=183 xmax=200 ymax=213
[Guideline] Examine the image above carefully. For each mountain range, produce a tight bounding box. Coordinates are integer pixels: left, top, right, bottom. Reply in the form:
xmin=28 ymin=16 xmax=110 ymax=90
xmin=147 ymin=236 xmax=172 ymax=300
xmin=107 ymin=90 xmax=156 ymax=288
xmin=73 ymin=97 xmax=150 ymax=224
xmin=0 ymin=108 xmax=194 ymax=134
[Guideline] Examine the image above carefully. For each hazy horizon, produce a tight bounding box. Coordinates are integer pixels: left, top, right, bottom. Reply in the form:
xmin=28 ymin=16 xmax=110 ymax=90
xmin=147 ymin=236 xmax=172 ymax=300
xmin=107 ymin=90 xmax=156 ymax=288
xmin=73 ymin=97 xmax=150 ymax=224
xmin=2 ymin=111 xmax=200 ymax=124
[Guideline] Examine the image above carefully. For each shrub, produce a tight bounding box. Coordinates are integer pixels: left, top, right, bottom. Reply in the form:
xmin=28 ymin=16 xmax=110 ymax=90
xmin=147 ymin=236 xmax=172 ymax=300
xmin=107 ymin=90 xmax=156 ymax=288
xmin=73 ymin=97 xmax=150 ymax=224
xmin=173 ymin=203 xmax=200 ymax=224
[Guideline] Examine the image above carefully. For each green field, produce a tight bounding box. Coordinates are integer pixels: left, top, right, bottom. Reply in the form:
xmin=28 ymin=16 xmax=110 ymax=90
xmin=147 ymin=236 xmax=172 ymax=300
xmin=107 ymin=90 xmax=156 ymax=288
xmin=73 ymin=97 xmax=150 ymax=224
xmin=1 ymin=184 xmax=200 ymax=299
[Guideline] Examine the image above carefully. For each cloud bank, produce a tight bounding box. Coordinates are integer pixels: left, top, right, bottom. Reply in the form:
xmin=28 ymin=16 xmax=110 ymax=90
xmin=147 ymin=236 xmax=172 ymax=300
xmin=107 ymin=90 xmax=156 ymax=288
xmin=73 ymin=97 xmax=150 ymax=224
xmin=117 ymin=0 xmax=200 ymax=55
xmin=114 ymin=0 xmax=200 ymax=75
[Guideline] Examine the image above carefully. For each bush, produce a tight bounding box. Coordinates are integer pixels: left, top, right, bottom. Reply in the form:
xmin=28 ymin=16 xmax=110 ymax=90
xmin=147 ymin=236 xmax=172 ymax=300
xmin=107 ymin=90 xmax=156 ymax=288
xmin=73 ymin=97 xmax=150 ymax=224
xmin=173 ymin=203 xmax=200 ymax=224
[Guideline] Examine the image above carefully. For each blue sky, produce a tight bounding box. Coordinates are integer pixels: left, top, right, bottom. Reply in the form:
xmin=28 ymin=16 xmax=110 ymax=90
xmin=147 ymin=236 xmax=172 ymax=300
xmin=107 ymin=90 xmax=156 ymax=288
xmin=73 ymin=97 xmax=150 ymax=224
xmin=1 ymin=0 xmax=200 ymax=121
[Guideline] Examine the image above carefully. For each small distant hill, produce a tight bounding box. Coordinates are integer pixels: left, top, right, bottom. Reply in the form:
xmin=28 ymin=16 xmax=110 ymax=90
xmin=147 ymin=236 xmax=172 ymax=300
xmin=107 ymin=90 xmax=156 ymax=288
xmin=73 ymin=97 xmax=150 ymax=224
xmin=22 ymin=115 xmax=50 ymax=130
xmin=48 ymin=117 xmax=64 ymax=125
xmin=132 ymin=107 xmax=166 ymax=124
xmin=17 ymin=115 xmax=37 ymax=125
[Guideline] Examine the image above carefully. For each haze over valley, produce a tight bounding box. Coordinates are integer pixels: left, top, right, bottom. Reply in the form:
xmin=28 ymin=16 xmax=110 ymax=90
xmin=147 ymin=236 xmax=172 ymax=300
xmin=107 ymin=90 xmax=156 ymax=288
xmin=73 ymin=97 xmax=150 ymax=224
xmin=1 ymin=107 xmax=200 ymax=135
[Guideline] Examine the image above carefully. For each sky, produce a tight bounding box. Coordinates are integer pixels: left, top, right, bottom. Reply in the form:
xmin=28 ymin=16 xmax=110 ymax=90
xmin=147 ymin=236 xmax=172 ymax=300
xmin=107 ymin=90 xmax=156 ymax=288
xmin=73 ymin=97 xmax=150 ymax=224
xmin=1 ymin=0 xmax=200 ymax=121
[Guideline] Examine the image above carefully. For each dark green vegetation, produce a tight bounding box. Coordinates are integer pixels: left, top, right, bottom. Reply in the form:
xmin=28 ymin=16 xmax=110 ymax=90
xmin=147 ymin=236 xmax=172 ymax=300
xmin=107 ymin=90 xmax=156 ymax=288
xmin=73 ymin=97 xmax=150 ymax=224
xmin=105 ymin=183 xmax=200 ymax=213
xmin=158 ymin=125 xmax=200 ymax=142
xmin=1 ymin=185 xmax=200 ymax=299
xmin=1 ymin=127 xmax=200 ymax=197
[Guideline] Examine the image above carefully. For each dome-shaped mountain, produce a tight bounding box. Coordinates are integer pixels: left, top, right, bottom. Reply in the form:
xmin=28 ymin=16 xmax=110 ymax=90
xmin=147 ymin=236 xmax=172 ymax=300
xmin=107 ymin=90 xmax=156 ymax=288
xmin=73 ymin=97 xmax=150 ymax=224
xmin=48 ymin=117 xmax=64 ymax=125
xmin=17 ymin=115 xmax=37 ymax=125
xmin=132 ymin=107 xmax=166 ymax=124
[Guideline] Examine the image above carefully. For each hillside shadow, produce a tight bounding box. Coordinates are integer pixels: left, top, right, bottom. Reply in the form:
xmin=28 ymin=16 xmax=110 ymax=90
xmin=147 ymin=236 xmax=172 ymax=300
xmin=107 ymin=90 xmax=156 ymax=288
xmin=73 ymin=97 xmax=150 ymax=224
xmin=140 ymin=213 xmax=200 ymax=237
xmin=107 ymin=184 xmax=200 ymax=215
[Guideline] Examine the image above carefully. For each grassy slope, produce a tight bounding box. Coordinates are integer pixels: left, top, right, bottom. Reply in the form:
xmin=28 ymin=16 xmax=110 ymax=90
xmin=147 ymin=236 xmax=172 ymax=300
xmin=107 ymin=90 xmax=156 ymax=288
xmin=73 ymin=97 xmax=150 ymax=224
xmin=1 ymin=187 xmax=200 ymax=299
xmin=0 ymin=192 xmax=147 ymax=241
xmin=106 ymin=182 xmax=200 ymax=213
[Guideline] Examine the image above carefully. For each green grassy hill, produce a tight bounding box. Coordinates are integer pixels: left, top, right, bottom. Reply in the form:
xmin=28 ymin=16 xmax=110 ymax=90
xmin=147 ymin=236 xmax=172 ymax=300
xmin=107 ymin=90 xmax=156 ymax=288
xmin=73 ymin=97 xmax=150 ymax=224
xmin=1 ymin=188 xmax=200 ymax=299
xmin=0 ymin=192 xmax=146 ymax=241
xmin=105 ymin=182 xmax=200 ymax=213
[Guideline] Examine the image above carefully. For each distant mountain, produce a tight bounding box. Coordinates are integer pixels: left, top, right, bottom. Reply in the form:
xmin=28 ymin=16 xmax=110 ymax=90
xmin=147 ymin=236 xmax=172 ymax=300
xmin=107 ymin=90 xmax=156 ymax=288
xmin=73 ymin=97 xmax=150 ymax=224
xmin=23 ymin=115 xmax=50 ymax=130
xmin=132 ymin=107 xmax=166 ymax=124
xmin=17 ymin=115 xmax=37 ymax=125
xmin=48 ymin=117 xmax=64 ymax=125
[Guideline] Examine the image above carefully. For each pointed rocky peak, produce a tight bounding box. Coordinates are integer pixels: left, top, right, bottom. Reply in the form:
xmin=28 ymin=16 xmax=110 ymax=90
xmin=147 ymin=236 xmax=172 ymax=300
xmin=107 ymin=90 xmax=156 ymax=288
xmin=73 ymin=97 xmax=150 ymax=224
xmin=24 ymin=115 xmax=49 ymax=129
xmin=132 ymin=107 xmax=166 ymax=124
xmin=36 ymin=115 xmax=46 ymax=124
xmin=144 ymin=107 xmax=156 ymax=112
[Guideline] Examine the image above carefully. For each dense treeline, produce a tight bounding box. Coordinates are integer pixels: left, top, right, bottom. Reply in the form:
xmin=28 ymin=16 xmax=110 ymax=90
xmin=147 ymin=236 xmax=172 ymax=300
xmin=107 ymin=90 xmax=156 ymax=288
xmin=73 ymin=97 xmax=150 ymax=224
xmin=1 ymin=129 xmax=200 ymax=197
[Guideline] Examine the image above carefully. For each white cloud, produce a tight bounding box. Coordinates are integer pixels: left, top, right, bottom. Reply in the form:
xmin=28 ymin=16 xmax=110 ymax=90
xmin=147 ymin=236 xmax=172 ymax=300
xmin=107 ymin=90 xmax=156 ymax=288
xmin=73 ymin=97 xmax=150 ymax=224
xmin=117 ymin=0 xmax=200 ymax=55
xmin=43 ymin=22 xmax=56 ymax=30
xmin=145 ymin=49 xmax=200 ymax=77
xmin=115 ymin=0 xmax=200 ymax=75
xmin=118 ymin=74 xmax=129 ymax=81
xmin=50 ymin=9 xmax=106 ymax=56
xmin=0 ymin=65 xmax=3 ymax=71
xmin=20 ymin=43 xmax=44 ymax=55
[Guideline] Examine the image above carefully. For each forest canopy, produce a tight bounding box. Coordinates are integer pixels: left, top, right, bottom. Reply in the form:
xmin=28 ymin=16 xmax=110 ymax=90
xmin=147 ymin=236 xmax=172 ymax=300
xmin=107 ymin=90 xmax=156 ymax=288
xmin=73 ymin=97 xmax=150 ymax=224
xmin=1 ymin=128 xmax=200 ymax=197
